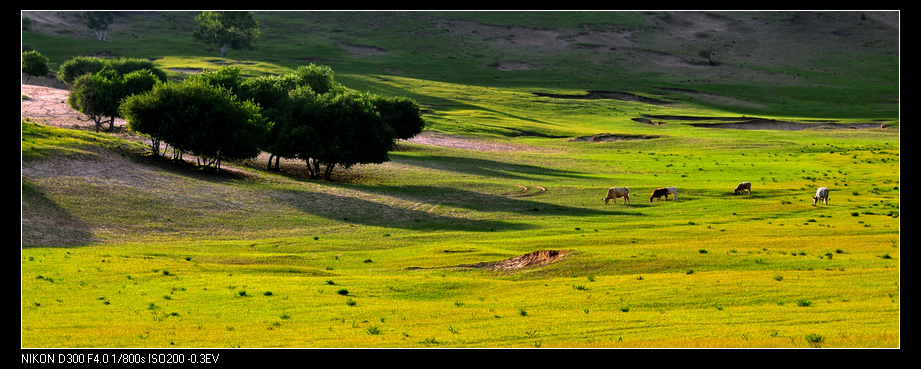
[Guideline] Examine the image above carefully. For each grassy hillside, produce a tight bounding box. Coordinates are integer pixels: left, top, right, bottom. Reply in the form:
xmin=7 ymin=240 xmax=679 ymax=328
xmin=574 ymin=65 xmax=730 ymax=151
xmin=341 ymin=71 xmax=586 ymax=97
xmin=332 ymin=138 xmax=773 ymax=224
xmin=22 ymin=11 xmax=898 ymax=119
xmin=21 ymin=11 xmax=898 ymax=348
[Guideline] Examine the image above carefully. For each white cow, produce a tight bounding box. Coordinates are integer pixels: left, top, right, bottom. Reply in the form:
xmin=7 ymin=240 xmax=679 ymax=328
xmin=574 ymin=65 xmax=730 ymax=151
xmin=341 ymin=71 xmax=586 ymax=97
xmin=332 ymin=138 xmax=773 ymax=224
xmin=813 ymin=187 xmax=829 ymax=205
xmin=604 ymin=187 xmax=630 ymax=205
xmin=666 ymin=186 xmax=678 ymax=201
xmin=734 ymin=182 xmax=752 ymax=195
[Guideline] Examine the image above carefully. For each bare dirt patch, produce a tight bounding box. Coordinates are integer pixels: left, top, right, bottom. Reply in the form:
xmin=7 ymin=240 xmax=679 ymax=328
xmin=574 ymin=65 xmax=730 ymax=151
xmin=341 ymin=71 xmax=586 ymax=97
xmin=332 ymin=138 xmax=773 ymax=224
xmin=570 ymin=133 xmax=660 ymax=142
xmin=644 ymin=115 xmax=888 ymax=131
xmin=534 ymin=90 xmax=673 ymax=106
xmin=335 ymin=42 xmax=388 ymax=56
xmin=21 ymin=84 xmax=104 ymax=131
xmin=464 ymin=250 xmax=568 ymax=271
xmin=405 ymin=250 xmax=569 ymax=271
xmin=687 ymin=118 xmax=884 ymax=131
xmin=405 ymin=131 xmax=524 ymax=152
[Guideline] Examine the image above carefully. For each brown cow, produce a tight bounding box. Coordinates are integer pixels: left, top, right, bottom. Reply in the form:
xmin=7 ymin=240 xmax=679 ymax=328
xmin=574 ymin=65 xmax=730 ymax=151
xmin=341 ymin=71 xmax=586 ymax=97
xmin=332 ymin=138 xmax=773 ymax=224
xmin=734 ymin=182 xmax=752 ymax=195
xmin=603 ymin=187 xmax=630 ymax=205
xmin=649 ymin=188 xmax=669 ymax=202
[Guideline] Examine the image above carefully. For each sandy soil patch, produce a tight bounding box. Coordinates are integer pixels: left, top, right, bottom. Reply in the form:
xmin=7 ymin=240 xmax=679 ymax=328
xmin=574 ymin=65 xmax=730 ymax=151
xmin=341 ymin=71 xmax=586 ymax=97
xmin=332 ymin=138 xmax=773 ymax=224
xmin=405 ymin=131 xmax=525 ymax=152
xmin=465 ymin=250 xmax=568 ymax=271
xmin=21 ymin=84 xmax=110 ymax=131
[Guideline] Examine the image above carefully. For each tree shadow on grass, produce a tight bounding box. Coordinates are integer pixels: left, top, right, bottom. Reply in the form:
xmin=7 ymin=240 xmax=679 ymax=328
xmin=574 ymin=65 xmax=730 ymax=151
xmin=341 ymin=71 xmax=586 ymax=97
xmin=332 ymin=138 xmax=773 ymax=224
xmin=269 ymin=187 xmax=536 ymax=232
xmin=363 ymin=185 xmax=646 ymax=217
xmin=392 ymin=153 xmax=592 ymax=182
xmin=21 ymin=178 xmax=98 ymax=248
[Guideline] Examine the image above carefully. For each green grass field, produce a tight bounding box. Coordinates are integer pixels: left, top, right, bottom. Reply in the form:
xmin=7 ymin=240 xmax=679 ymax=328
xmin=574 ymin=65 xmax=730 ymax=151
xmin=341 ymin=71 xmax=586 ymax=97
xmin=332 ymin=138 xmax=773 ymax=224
xmin=21 ymin=11 xmax=898 ymax=348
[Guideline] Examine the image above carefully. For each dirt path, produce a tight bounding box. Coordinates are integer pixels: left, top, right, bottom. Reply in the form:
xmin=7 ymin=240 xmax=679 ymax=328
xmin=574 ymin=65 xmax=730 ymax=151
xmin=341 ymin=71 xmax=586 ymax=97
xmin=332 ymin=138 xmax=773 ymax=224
xmin=21 ymin=84 xmax=98 ymax=130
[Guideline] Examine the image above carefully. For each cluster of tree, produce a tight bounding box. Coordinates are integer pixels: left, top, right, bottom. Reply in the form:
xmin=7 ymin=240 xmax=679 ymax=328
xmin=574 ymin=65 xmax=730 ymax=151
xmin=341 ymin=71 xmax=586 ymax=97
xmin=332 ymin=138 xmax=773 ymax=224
xmin=24 ymin=10 xmax=423 ymax=179
xmin=56 ymin=57 xmax=168 ymax=133
xmin=58 ymin=56 xmax=169 ymax=84
xmin=121 ymin=65 xmax=425 ymax=178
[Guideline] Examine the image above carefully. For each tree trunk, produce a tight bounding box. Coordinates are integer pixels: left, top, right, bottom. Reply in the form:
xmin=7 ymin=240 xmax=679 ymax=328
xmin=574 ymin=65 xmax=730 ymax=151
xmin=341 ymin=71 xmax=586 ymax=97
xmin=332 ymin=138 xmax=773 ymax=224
xmin=324 ymin=163 xmax=336 ymax=180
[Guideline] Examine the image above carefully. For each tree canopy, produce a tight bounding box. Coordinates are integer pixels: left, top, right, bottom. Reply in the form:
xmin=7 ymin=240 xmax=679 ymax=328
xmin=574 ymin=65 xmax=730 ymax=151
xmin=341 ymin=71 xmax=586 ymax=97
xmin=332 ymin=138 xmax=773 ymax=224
xmin=57 ymin=56 xmax=168 ymax=85
xmin=83 ymin=11 xmax=114 ymax=41
xmin=191 ymin=11 xmax=260 ymax=57
xmin=21 ymin=50 xmax=50 ymax=83
xmin=68 ymin=68 xmax=160 ymax=132
xmin=120 ymin=77 xmax=269 ymax=169
xmin=117 ymin=63 xmax=423 ymax=178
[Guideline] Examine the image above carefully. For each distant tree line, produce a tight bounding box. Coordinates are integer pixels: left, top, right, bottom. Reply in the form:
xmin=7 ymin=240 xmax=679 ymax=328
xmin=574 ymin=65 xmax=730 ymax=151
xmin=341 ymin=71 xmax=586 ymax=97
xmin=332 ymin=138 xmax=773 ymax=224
xmin=30 ymin=53 xmax=425 ymax=178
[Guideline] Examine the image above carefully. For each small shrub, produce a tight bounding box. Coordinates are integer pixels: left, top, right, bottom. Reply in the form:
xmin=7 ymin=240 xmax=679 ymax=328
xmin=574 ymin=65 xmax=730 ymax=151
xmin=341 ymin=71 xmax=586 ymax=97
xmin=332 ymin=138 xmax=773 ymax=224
xmin=805 ymin=333 xmax=824 ymax=345
xmin=337 ymin=289 xmax=349 ymax=296
xmin=796 ymin=298 xmax=812 ymax=307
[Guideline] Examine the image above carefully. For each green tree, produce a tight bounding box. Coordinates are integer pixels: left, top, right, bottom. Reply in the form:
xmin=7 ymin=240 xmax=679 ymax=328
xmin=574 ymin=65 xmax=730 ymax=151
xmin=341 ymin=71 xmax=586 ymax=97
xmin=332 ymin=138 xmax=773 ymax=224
xmin=22 ymin=50 xmax=50 ymax=83
xmin=121 ymin=79 xmax=269 ymax=169
xmin=58 ymin=56 xmax=167 ymax=85
xmin=68 ymin=69 xmax=122 ymax=132
xmin=372 ymin=95 xmax=425 ymax=140
xmin=67 ymin=68 xmax=160 ymax=132
xmin=57 ymin=56 xmax=107 ymax=84
xmin=83 ymin=11 xmax=114 ymax=41
xmin=237 ymin=64 xmax=342 ymax=171
xmin=276 ymin=89 xmax=395 ymax=180
xmin=191 ymin=11 xmax=260 ymax=57
xmin=190 ymin=66 xmax=245 ymax=96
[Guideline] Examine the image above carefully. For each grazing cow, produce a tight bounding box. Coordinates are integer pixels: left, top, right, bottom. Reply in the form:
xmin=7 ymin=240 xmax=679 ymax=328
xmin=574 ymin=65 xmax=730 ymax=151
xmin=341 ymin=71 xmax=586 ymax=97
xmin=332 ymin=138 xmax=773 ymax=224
xmin=666 ymin=186 xmax=678 ymax=201
xmin=813 ymin=187 xmax=829 ymax=205
xmin=603 ymin=187 xmax=630 ymax=205
xmin=734 ymin=182 xmax=752 ymax=195
xmin=650 ymin=188 xmax=669 ymax=202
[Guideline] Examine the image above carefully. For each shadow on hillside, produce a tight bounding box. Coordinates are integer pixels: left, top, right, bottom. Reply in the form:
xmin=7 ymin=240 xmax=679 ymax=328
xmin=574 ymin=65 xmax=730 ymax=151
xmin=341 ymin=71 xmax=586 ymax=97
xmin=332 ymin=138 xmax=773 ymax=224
xmin=270 ymin=183 xmax=646 ymax=232
xmin=270 ymin=188 xmax=536 ymax=232
xmin=368 ymin=185 xmax=641 ymax=217
xmin=21 ymin=179 xmax=98 ymax=248
xmin=393 ymin=154 xmax=592 ymax=182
